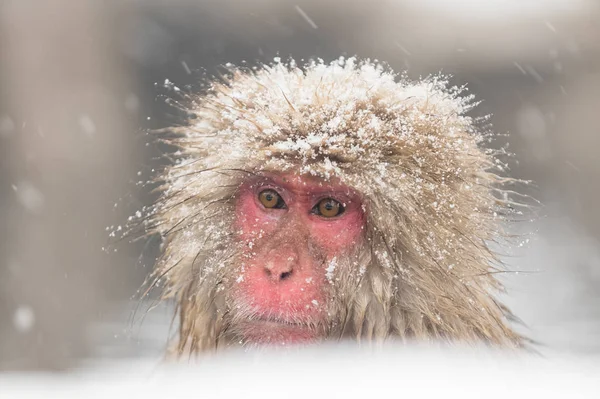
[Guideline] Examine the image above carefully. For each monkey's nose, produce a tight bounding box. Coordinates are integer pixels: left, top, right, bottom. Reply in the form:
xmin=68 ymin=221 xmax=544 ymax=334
xmin=264 ymin=258 xmax=295 ymax=282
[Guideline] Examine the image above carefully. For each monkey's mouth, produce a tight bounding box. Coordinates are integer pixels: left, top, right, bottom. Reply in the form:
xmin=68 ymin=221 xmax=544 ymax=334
xmin=239 ymin=316 xmax=319 ymax=345
xmin=254 ymin=316 xmax=304 ymax=326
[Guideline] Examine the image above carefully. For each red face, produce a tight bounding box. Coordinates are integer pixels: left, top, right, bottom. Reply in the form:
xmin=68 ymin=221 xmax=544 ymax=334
xmin=232 ymin=173 xmax=366 ymax=346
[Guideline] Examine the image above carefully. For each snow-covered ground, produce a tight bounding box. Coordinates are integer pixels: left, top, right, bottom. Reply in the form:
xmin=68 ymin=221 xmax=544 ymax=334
xmin=1 ymin=346 xmax=599 ymax=398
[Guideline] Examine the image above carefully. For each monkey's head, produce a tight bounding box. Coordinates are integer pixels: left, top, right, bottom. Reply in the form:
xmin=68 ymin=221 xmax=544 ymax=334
xmin=142 ymin=57 xmax=525 ymax=354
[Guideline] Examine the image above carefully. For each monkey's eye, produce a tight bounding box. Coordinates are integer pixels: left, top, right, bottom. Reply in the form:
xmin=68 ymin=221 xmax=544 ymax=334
xmin=313 ymin=198 xmax=344 ymax=218
xmin=258 ymin=189 xmax=286 ymax=209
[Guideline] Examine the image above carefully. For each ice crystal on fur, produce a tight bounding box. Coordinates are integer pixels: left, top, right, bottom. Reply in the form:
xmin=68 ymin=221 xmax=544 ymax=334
xmin=139 ymin=57 xmax=526 ymax=354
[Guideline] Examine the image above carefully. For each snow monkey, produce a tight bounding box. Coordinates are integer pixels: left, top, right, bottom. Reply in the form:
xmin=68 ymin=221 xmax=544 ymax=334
xmin=139 ymin=57 xmax=526 ymax=355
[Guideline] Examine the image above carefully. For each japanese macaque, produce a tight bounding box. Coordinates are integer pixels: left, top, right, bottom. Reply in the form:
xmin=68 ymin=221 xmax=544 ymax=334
xmin=139 ymin=57 xmax=526 ymax=355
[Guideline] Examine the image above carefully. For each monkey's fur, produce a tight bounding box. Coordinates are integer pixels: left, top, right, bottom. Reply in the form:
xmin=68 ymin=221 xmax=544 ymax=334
xmin=141 ymin=57 xmax=526 ymax=354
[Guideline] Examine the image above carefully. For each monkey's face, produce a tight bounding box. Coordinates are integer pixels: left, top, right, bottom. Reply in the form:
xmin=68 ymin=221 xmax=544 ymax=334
xmin=227 ymin=173 xmax=366 ymax=346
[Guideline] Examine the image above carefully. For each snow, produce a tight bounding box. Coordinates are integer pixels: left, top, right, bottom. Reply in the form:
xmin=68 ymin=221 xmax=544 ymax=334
xmin=14 ymin=181 xmax=45 ymax=213
xmin=325 ymin=258 xmax=337 ymax=284
xmin=1 ymin=346 xmax=598 ymax=398
xmin=12 ymin=306 xmax=35 ymax=333
xmin=180 ymin=60 xmax=191 ymax=75
xmin=78 ymin=114 xmax=96 ymax=137
xmin=295 ymin=5 xmax=318 ymax=30
xmin=0 ymin=114 xmax=15 ymax=138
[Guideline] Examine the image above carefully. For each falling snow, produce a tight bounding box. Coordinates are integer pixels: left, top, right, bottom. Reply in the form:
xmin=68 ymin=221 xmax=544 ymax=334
xmin=13 ymin=305 xmax=35 ymax=333
xmin=295 ymin=5 xmax=318 ymax=29
xmin=79 ymin=114 xmax=96 ymax=137
xmin=14 ymin=181 xmax=45 ymax=213
xmin=0 ymin=115 xmax=15 ymax=138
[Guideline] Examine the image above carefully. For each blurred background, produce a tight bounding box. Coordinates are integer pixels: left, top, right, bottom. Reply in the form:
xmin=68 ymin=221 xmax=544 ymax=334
xmin=1 ymin=0 xmax=599 ymax=371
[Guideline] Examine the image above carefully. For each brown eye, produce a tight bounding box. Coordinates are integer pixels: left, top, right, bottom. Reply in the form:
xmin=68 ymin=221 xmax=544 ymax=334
xmin=315 ymin=198 xmax=344 ymax=218
xmin=258 ymin=189 xmax=285 ymax=209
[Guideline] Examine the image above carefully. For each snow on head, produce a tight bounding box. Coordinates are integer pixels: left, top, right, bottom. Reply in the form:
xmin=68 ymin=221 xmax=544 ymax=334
xmin=187 ymin=57 xmax=479 ymax=183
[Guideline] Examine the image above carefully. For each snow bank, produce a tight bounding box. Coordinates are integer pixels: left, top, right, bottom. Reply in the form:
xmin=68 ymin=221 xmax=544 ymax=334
xmin=2 ymin=345 xmax=598 ymax=398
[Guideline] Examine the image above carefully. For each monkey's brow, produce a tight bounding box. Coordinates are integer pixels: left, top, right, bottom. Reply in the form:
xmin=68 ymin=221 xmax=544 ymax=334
xmin=253 ymin=175 xmax=354 ymax=196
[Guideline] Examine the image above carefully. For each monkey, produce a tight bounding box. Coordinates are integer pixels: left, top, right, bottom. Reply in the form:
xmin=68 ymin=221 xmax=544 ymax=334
xmin=134 ymin=57 xmax=527 ymax=355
